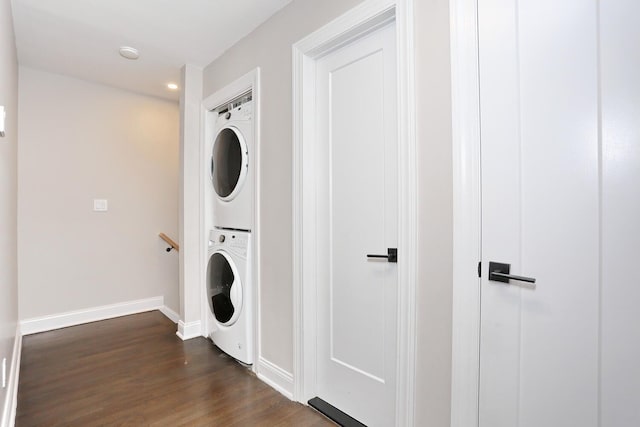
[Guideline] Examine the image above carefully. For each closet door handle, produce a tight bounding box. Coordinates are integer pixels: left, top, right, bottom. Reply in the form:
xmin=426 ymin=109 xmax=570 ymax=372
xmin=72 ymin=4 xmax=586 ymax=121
xmin=488 ymin=261 xmax=536 ymax=284
xmin=367 ymin=248 xmax=397 ymax=263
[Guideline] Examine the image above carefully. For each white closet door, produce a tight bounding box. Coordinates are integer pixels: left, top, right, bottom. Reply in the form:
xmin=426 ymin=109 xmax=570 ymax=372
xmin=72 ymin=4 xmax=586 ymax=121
xmin=478 ymin=1 xmax=600 ymax=426
xmin=314 ymin=22 xmax=398 ymax=427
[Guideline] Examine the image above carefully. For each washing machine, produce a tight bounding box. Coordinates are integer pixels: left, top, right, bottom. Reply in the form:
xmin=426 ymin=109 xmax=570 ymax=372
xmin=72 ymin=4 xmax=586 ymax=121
xmin=210 ymin=96 xmax=254 ymax=231
xmin=205 ymin=229 xmax=253 ymax=364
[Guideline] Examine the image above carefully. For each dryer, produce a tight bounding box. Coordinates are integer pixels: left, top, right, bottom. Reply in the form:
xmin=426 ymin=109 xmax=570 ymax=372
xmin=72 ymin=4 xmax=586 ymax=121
xmin=210 ymin=97 xmax=254 ymax=231
xmin=205 ymin=229 xmax=253 ymax=364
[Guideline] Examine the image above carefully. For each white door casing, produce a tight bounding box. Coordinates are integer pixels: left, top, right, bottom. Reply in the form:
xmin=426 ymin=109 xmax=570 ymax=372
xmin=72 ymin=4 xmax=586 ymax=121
xmin=314 ymin=22 xmax=397 ymax=426
xmin=292 ymin=0 xmax=416 ymax=425
xmin=450 ymin=0 xmax=482 ymax=424
xmin=599 ymin=2 xmax=640 ymax=423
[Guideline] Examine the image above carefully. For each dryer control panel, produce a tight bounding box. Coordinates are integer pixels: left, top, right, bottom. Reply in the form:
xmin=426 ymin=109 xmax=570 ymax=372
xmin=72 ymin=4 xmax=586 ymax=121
xmin=216 ymin=99 xmax=253 ymax=127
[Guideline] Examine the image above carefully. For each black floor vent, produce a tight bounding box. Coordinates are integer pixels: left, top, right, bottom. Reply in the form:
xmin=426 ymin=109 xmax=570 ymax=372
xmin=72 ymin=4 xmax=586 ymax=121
xmin=308 ymin=397 xmax=367 ymax=427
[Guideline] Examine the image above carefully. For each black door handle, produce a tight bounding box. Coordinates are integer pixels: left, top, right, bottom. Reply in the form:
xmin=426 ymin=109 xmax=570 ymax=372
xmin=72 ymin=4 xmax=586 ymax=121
xmin=367 ymin=248 xmax=397 ymax=263
xmin=488 ymin=261 xmax=536 ymax=284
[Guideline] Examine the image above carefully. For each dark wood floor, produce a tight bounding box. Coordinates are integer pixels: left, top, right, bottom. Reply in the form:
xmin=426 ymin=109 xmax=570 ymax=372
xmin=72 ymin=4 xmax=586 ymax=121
xmin=16 ymin=311 xmax=333 ymax=427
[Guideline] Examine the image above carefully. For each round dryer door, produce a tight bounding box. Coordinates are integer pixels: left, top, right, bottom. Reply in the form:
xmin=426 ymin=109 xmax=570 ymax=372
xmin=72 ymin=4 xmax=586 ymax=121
xmin=206 ymin=251 xmax=243 ymax=326
xmin=211 ymin=126 xmax=248 ymax=201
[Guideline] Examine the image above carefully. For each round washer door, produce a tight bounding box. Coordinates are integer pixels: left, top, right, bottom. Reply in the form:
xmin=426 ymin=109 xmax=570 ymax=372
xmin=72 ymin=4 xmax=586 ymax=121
xmin=206 ymin=251 xmax=243 ymax=326
xmin=211 ymin=126 xmax=248 ymax=201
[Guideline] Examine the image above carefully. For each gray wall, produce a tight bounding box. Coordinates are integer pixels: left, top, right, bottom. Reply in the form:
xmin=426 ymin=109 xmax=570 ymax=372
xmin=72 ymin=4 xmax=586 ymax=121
xmin=0 ymin=0 xmax=19 ymax=420
xmin=414 ymin=0 xmax=453 ymax=425
xmin=202 ymin=0 xmax=453 ymax=424
xmin=202 ymin=0 xmax=365 ymax=374
xmin=18 ymin=67 xmax=180 ymax=319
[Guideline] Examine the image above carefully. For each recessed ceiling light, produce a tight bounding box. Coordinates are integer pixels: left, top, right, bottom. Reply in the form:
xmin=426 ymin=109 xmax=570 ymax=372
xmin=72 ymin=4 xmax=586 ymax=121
xmin=119 ymin=46 xmax=139 ymax=60
xmin=167 ymin=83 xmax=179 ymax=90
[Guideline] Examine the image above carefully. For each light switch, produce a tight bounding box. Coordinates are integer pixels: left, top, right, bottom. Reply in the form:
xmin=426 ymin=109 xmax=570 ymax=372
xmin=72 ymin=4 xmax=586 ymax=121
xmin=93 ymin=199 xmax=108 ymax=212
xmin=0 ymin=106 xmax=5 ymax=137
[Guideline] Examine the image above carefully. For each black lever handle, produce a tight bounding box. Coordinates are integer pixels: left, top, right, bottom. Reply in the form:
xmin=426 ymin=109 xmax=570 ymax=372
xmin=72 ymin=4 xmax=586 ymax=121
xmin=488 ymin=261 xmax=536 ymax=284
xmin=367 ymin=248 xmax=397 ymax=263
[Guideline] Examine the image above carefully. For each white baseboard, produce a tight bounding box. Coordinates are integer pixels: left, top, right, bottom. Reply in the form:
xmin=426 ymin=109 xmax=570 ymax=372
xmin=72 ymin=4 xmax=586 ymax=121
xmin=20 ymin=296 xmax=166 ymax=335
xmin=1 ymin=325 xmax=22 ymax=427
xmin=257 ymin=357 xmax=294 ymax=400
xmin=176 ymin=320 xmax=202 ymax=340
xmin=159 ymin=306 xmax=180 ymax=324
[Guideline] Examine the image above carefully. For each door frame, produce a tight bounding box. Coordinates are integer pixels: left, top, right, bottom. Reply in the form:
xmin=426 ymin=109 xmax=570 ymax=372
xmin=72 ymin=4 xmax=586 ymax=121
xmin=449 ymin=0 xmax=482 ymax=425
xmin=291 ymin=0 xmax=417 ymax=424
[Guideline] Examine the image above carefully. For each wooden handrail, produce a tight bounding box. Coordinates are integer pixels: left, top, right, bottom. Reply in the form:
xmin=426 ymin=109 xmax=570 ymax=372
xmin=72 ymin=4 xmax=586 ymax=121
xmin=159 ymin=233 xmax=179 ymax=252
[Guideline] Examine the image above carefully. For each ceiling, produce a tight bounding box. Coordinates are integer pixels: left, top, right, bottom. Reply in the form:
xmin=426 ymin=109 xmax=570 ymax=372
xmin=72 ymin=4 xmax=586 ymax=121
xmin=11 ymin=0 xmax=293 ymax=101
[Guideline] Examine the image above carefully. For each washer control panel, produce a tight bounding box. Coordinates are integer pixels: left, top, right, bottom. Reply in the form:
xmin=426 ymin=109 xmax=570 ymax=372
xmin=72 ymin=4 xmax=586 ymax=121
xmin=209 ymin=229 xmax=250 ymax=258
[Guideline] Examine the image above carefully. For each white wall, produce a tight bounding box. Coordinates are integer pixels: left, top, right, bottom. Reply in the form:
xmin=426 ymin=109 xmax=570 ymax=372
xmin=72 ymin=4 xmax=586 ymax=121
xmin=0 ymin=0 xmax=19 ymax=423
xmin=201 ymin=0 xmax=454 ymax=425
xmin=18 ymin=67 xmax=180 ymax=319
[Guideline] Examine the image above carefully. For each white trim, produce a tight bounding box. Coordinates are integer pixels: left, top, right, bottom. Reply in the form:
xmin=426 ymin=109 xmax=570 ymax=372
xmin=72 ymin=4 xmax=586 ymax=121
xmin=292 ymin=0 xmax=417 ymax=424
xmin=201 ymin=68 xmax=261 ymax=372
xmin=253 ymin=74 xmax=262 ymax=377
xmin=1 ymin=325 xmax=21 ymax=427
xmin=292 ymin=0 xmax=395 ymax=55
xmin=20 ymin=296 xmax=165 ymax=335
xmin=257 ymin=357 xmax=294 ymax=400
xmin=199 ymin=74 xmax=210 ymax=347
xmin=159 ymin=305 xmax=180 ymax=324
xmin=393 ymin=0 xmax=417 ymax=425
xmin=450 ymin=0 xmax=482 ymax=426
xmin=179 ymin=64 xmax=205 ymax=349
xmin=176 ymin=320 xmax=203 ymax=340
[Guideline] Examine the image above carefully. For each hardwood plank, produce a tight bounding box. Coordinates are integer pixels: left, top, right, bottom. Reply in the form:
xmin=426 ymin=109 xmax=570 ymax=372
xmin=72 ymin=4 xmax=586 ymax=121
xmin=16 ymin=311 xmax=333 ymax=427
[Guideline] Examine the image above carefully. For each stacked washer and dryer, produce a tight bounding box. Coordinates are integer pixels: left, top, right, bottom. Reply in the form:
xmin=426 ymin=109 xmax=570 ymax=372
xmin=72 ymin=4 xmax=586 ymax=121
xmin=205 ymin=94 xmax=255 ymax=365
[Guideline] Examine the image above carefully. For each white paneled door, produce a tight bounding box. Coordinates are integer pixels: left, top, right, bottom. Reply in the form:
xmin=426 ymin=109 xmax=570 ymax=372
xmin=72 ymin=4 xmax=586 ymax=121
xmin=314 ymin=22 xmax=397 ymax=426
xmin=478 ymin=0 xmax=640 ymax=426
